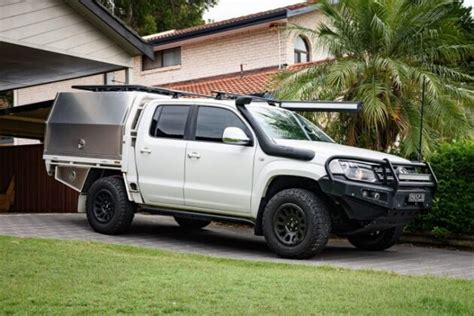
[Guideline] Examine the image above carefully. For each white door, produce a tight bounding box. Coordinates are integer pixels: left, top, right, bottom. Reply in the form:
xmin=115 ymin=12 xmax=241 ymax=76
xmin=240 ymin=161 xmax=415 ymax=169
xmin=136 ymin=104 xmax=191 ymax=206
xmin=184 ymin=106 xmax=256 ymax=214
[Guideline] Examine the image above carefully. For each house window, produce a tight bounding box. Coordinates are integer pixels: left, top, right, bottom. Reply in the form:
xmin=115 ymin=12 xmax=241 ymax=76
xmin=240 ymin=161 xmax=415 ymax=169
xmin=142 ymin=47 xmax=181 ymax=71
xmin=294 ymin=36 xmax=310 ymax=64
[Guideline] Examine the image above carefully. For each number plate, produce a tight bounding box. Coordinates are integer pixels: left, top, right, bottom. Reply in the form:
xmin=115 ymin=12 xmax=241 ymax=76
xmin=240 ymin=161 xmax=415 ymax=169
xmin=408 ymin=193 xmax=425 ymax=203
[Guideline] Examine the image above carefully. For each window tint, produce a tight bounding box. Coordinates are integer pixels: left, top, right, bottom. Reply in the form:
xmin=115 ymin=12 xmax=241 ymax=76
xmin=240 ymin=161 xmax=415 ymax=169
xmin=150 ymin=105 xmax=189 ymax=139
xmin=195 ymin=107 xmax=248 ymax=143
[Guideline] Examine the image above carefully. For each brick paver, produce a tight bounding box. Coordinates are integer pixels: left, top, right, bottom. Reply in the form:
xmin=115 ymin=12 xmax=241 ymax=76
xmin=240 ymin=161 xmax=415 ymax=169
xmin=1 ymin=213 xmax=472 ymax=279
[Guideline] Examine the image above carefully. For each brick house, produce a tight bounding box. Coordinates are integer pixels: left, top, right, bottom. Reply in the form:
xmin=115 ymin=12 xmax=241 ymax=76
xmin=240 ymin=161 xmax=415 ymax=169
xmin=136 ymin=1 xmax=328 ymax=95
xmin=17 ymin=1 xmax=328 ymax=105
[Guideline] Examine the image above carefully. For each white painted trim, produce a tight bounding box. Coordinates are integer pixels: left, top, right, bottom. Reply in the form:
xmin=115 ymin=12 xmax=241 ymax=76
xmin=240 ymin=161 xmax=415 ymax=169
xmin=0 ymin=36 xmax=133 ymax=68
xmin=12 ymin=90 xmax=18 ymax=107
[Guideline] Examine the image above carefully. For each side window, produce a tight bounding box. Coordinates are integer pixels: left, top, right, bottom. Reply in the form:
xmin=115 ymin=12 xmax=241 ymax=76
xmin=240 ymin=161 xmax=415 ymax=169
xmin=195 ymin=107 xmax=249 ymax=143
xmin=150 ymin=105 xmax=190 ymax=139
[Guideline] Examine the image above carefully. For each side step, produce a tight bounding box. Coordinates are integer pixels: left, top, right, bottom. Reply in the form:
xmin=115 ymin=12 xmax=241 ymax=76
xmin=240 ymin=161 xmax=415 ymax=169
xmin=140 ymin=207 xmax=255 ymax=226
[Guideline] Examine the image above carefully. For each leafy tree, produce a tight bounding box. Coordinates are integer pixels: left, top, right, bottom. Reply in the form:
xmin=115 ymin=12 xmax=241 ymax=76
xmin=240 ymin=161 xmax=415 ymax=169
xmin=0 ymin=91 xmax=13 ymax=109
xmin=275 ymin=0 xmax=473 ymax=157
xmin=99 ymin=0 xmax=218 ymax=36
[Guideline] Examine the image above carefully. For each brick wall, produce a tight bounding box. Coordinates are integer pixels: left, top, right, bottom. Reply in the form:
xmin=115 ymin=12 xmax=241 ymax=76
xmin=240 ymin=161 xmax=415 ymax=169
xmin=135 ymin=10 xmax=327 ymax=86
xmin=16 ymin=70 xmax=127 ymax=106
xmin=285 ymin=10 xmax=329 ymax=65
xmin=15 ymin=10 xmax=327 ymax=104
xmin=135 ymin=26 xmax=285 ymax=86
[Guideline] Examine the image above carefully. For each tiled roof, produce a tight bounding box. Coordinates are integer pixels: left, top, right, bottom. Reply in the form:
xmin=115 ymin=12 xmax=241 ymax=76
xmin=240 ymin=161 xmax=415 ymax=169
xmin=165 ymin=61 xmax=323 ymax=96
xmin=145 ymin=2 xmax=313 ymax=44
xmin=165 ymin=67 xmax=279 ymax=96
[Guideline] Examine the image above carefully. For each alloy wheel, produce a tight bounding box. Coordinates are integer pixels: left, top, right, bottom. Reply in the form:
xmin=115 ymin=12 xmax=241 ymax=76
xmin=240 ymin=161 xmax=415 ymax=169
xmin=273 ymin=203 xmax=308 ymax=246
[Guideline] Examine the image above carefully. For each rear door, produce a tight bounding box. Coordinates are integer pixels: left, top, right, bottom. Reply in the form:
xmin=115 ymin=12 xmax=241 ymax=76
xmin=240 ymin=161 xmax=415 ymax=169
xmin=135 ymin=103 xmax=191 ymax=206
xmin=184 ymin=105 xmax=256 ymax=214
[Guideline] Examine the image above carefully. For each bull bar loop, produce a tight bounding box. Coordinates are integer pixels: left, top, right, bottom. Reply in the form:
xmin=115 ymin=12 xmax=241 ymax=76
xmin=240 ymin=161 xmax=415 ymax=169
xmin=324 ymin=155 xmax=438 ymax=190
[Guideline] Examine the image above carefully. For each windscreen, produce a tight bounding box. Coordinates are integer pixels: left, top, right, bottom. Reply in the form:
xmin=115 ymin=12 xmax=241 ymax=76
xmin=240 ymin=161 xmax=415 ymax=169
xmin=248 ymin=106 xmax=333 ymax=142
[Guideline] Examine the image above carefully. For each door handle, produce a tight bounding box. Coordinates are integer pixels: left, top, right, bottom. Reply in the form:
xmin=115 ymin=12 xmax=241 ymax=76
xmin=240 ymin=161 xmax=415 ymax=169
xmin=187 ymin=152 xmax=201 ymax=159
xmin=140 ymin=148 xmax=152 ymax=154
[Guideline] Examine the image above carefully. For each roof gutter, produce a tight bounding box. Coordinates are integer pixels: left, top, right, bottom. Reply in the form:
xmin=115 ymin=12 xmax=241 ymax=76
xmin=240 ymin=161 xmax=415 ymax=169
xmin=149 ymin=9 xmax=289 ymax=46
xmin=75 ymin=0 xmax=154 ymax=59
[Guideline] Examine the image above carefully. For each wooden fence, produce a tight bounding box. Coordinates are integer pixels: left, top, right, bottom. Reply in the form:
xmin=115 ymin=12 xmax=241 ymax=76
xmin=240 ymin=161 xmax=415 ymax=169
xmin=0 ymin=144 xmax=78 ymax=213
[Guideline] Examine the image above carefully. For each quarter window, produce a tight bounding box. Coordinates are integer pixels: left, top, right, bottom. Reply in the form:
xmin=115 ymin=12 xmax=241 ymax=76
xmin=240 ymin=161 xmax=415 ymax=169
xmin=150 ymin=105 xmax=190 ymax=139
xmin=142 ymin=47 xmax=181 ymax=70
xmin=294 ymin=36 xmax=310 ymax=63
xmin=195 ymin=107 xmax=248 ymax=143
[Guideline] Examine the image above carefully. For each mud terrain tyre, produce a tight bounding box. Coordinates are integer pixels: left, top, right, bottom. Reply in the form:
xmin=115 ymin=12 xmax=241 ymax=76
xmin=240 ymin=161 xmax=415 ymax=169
xmin=86 ymin=176 xmax=135 ymax=235
xmin=347 ymin=226 xmax=403 ymax=251
xmin=262 ymin=189 xmax=331 ymax=259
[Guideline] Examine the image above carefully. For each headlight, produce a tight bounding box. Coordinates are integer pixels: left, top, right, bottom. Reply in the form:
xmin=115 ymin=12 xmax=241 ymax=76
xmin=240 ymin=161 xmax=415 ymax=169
xmin=329 ymin=160 xmax=378 ymax=182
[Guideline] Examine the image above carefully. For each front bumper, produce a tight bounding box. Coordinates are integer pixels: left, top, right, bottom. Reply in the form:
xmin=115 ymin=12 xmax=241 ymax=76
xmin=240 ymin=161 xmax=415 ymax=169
xmin=319 ymin=156 xmax=437 ymax=230
xmin=319 ymin=177 xmax=434 ymax=219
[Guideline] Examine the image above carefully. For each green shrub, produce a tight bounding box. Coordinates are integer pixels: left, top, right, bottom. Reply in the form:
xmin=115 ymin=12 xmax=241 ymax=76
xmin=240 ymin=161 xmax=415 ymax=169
xmin=409 ymin=141 xmax=474 ymax=235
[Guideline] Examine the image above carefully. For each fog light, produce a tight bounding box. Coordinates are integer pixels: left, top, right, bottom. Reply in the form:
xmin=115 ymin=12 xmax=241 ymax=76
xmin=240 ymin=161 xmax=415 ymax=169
xmin=361 ymin=190 xmax=383 ymax=201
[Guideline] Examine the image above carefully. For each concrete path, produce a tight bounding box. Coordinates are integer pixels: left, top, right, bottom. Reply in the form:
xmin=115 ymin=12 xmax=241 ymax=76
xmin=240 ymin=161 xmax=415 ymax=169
xmin=1 ymin=213 xmax=472 ymax=280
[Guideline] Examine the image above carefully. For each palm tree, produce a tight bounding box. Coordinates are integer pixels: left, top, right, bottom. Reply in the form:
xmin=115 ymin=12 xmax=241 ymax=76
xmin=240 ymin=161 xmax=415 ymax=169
xmin=275 ymin=0 xmax=473 ymax=157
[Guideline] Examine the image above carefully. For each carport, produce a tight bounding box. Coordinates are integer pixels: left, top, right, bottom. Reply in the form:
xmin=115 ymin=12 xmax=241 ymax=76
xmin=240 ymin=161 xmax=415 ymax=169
xmin=0 ymin=0 xmax=153 ymax=92
xmin=0 ymin=0 xmax=153 ymax=212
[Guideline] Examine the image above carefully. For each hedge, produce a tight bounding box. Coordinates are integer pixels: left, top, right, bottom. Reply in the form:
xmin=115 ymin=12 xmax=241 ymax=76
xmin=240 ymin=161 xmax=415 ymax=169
xmin=409 ymin=141 xmax=474 ymax=236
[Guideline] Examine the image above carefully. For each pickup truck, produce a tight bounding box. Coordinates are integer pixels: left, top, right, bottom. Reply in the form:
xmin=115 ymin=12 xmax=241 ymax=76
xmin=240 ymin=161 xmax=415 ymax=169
xmin=44 ymin=85 xmax=437 ymax=259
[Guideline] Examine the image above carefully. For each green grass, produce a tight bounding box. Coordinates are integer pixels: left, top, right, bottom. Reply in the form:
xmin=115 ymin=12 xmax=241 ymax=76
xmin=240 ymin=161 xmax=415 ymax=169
xmin=0 ymin=236 xmax=472 ymax=315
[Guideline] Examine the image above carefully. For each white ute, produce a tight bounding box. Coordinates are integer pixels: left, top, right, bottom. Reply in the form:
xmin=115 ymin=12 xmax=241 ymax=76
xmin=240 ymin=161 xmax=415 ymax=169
xmin=44 ymin=85 xmax=437 ymax=259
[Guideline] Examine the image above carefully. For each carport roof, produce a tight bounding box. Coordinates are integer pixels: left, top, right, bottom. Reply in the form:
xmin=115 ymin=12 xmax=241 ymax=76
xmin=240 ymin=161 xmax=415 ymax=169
xmin=0 ymin=0 xmax=153 ymax=92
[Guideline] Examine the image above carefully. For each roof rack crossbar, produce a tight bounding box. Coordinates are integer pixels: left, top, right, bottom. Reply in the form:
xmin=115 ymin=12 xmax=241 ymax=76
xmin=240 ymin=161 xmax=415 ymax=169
xmin=211 ymin=90 xmax=278 ymax=105
xmin=72 ymin=85 xmax=214 ymax=99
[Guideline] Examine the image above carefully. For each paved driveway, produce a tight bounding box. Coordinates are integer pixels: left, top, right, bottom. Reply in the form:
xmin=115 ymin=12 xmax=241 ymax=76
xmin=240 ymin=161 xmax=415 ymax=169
xmin=1 ymin=213 xmax=472 ymax=280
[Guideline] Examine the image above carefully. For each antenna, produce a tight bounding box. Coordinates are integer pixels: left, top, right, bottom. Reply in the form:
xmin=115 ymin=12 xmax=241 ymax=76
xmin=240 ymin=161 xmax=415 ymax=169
xmin=418 ymin=78 xmax=426 ymax=161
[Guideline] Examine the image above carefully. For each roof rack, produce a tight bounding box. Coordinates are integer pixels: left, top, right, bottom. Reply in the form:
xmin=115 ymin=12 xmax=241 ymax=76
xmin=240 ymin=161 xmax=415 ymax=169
xmin=72 ymin=85 xmax=213 ymax=99
xmin=212 ymin=90 xmax=276 ymax=103
xmin=72 ymin=85 xmax=362 ymax=112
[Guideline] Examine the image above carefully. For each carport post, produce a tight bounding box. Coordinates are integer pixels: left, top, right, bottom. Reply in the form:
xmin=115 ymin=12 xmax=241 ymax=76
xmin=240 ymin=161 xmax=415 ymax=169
xmin=125 ymin=68 xmax=133 ymax=84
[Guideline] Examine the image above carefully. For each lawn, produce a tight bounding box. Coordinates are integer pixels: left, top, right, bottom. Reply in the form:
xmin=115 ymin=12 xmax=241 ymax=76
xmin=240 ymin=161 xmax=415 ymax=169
xmin=0 ymin=236 xmax=472 ymax=315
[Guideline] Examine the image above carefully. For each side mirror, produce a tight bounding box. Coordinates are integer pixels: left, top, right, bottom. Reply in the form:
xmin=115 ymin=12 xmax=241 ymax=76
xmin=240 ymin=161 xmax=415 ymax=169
xmin=223 ymin=127 xmax=251 ymax=146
